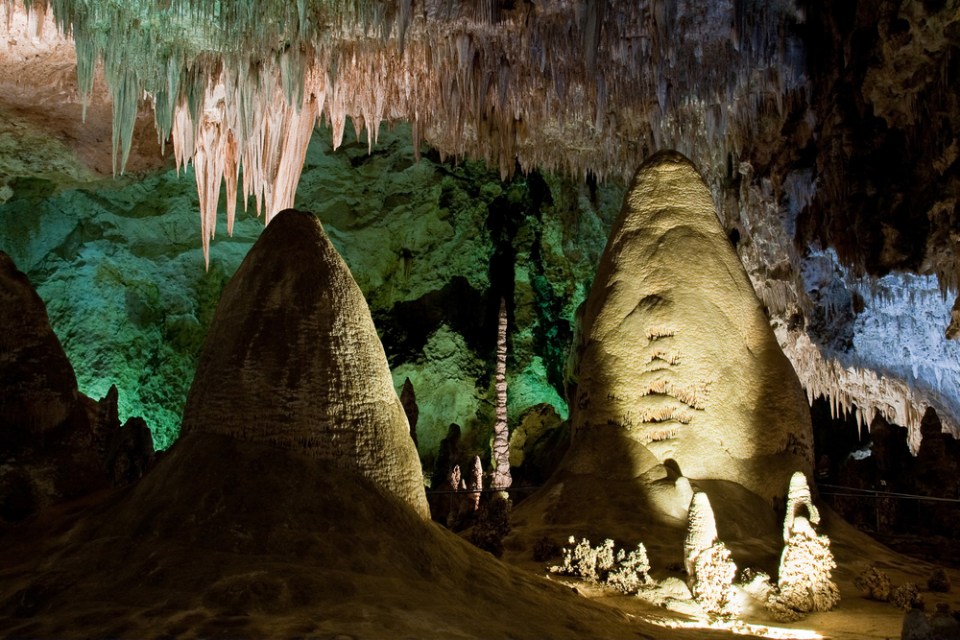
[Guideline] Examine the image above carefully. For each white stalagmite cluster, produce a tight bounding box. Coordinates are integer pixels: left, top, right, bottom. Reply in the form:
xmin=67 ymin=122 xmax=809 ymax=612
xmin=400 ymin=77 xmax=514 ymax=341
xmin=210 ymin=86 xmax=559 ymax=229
xmin=776 ymin=473 xmax=840 ymax=614
xmin=2 ymin=0 xmax=807 ymax=264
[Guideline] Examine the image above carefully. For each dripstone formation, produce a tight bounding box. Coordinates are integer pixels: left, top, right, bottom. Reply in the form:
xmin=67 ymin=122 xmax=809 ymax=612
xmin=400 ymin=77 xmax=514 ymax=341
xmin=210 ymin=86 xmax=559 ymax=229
xmin=181 ymin=209 xmax=428 ymax=518
xmin=570 ymin=151 xmax=813 ymax=503
xmin=0 ymin=252 xmax=154 ymax=521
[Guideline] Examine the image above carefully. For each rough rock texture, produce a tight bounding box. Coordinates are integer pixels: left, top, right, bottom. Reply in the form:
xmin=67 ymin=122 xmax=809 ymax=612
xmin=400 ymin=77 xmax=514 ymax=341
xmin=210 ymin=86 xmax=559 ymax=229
xmin=0 ymin=432 xmax=657 ymax=639
xmin=0 ymin=125 xmax=618 ymax=457
xmin=181 ymin=209 xmax=429 ymax=518
xmin=930 ymin=603 xmax=959 ymax=640
xmin=731 ymin=0 xmax=960 ymax=447
xmin=856 ymin=565 xmax=894 ymax=602
xmin=776 ymin=516 xmax=840 ymax=614
xmin=570 ymin=150 xmax=813 ymax=503
xmin=0 ymin=251 xmax=78 ymax=436
xmin=0 ymin=252 xmax=153 ymax=521
xmin=901 ymin=606 xmax=933 ymax=640
xmin=892 ymin=583 xmax=924 ymax=612
xmin=0 ymin=165 xmax=261 ymax=449
xmin=5 ymin=0 xmax=960 ymax=465
xmin=508 ymin=403 xmax=567 ymax=485
xmin=0 ymin=252 xmax=103 ymax=519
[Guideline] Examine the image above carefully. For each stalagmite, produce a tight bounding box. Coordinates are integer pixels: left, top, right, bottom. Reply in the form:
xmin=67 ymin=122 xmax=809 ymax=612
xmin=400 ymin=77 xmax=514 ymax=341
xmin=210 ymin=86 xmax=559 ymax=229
xmin=469 ymin=455 xmax=483 ymax=512
xmin=782 ymin=471 xmax=819 ymax=543
xmin=683 ymin=492 xmax=718 ymax=581
xmin=448 ymin=464 xmax=461 ymax=493
xmin=400 ymin=377 xmax=419 ymax=449
xmin=777 ymin=474 xmax=840 ymax=615
xmin=492 ymin=297 xmax=512 ymax=491
xmin=684 ymin=492 xmax=739 ymax=617
xmin=5 ymin=0 xmax=958 ymax=446
xmin=570 ymin=150 xmax=813 ymax=504
xmin=181 ymin=210 xmax=429 ymax=518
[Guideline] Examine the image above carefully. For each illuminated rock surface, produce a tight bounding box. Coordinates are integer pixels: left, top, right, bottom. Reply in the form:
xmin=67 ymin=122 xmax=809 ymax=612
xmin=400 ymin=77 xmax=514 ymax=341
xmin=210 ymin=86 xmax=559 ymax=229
xmin=181 ymin=209 xmax=429 ymax=518
xmin=3 ymin=0 xmax=960 ymax=452
xmin=570 ymin=150 xmax=812 ymax=503
xmin=0 ymin=432 xmax=661 ymax=639
xmin=0 ymin=126 xmax=614 ymax=455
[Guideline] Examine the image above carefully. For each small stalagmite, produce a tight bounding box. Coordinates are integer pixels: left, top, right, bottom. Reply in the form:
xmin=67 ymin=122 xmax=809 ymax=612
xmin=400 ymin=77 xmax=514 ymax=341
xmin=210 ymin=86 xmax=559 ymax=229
xmin=570 ymin=150 xmax=813 ymax=503
xmin=181 ymin=210 xmax=429 ymax=518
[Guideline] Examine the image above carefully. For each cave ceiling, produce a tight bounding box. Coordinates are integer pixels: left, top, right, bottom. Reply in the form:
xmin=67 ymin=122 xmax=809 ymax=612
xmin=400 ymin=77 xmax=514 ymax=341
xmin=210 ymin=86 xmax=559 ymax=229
xmin=1 ymin=0 xmax=960 ymax=449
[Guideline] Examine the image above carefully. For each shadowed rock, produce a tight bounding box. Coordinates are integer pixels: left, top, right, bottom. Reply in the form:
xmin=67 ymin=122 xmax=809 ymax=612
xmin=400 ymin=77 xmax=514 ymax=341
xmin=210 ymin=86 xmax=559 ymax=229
xmin=0 ymin=252 xmax=153 ymax=521
xmin=569 ymin=150 xmax=813 ymax=504
xmin=181 ymin=209 xmax=428 ymax=517
xmin=0 ymin=251 xmax=78 ymax=438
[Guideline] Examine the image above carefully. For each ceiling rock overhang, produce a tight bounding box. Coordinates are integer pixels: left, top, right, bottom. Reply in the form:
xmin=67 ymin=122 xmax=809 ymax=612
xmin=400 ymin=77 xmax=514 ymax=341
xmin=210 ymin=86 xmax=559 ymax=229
xmin=2 ymin=0 xmax=959 ymax=451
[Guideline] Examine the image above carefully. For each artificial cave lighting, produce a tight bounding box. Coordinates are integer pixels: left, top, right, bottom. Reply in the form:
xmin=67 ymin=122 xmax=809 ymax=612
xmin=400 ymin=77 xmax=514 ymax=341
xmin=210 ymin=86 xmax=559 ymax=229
xmin=645 ymin=616 xmax=824 ymax=640
xmin=1 ymin=0 xmax=807 ymax=260
xmin=3 ymin=0 xmax=960 ymax=638
xmin=4 ymin=0 xmax=958 ymax=445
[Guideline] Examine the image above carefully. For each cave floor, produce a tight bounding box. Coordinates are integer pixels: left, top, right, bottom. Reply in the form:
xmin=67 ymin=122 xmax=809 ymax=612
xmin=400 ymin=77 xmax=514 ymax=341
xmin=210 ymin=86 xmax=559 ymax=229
xmin=1 ymin=438 xmax=958 ymax=640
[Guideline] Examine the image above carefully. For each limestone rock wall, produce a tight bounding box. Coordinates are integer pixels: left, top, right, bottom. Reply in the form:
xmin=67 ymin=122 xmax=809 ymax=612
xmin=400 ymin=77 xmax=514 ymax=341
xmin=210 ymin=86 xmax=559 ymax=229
xmin=0 ymin=251 xmax=78 ymax=435
xmin=0 ymin=126 xmax=618 ymax=458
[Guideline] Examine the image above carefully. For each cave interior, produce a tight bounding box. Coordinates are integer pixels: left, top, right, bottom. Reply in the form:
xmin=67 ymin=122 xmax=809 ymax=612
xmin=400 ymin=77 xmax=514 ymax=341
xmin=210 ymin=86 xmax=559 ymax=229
xmin=1 ymin=0 xmax=960 ymax=638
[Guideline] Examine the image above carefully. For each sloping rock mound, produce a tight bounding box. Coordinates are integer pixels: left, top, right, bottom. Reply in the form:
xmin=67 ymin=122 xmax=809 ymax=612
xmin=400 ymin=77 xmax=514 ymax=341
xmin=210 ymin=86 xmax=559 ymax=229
xmin=0 ymin=433 xmax=656 ymax=639
xmin=0 ymin=252 xmax=110 ymax=522
xmin=181 ymin=209 xmax=428 ymax=517
xmin=0 ymin=251 xmax=79 ymax=438
xmin=569 ymin=151 xmax=813 ymax=504
xmin=0 ymin=253 xmax=152 ymax=521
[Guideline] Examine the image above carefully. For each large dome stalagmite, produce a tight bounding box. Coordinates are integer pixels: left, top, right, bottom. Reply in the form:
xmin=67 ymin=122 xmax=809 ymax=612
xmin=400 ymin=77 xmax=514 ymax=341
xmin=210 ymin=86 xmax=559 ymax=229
xmin=570 ymin=150 xmax=813 ymax=504
xmin=181 ymin=209 xmax=428 ymax=518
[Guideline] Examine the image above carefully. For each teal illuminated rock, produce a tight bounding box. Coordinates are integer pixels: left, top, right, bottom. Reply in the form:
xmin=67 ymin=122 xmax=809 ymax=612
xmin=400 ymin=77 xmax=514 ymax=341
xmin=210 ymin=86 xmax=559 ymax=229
xmin=181 ymin=210 xmax=429 ymax=518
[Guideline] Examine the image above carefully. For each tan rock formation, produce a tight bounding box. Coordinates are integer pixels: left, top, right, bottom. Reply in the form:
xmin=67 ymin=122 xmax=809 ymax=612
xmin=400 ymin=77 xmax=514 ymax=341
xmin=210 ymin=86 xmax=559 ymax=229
xmin=181 ymin=210 xmax=428 ymax=518
xmin=570 ymin=150 xmax=813 ymax=503
xmin=783 ymin=471 xmax=820 ymax=543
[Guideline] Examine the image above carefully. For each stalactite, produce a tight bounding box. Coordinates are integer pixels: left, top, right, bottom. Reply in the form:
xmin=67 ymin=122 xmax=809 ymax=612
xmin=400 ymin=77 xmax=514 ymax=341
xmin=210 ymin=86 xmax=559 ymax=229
xmin=7 ymin=0 xmax=960 ymax=445
xmin=1 ymin=0 xmax=809 ymax=256
xmin=491 ymin=297 xmax=511 ymax=491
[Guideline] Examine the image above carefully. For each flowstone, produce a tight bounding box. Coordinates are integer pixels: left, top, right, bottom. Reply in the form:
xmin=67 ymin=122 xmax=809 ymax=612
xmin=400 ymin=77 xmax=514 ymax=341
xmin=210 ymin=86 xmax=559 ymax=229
xmin=181 ymin=210 xmax=428 ymax=518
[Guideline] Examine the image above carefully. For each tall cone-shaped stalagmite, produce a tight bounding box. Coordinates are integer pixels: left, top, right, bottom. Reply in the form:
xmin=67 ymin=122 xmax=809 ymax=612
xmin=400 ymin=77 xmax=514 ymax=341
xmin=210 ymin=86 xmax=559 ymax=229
xmin=570 ymin=151 xmax=812 ymax=504
xmin=181 ymin=210 xmax=428 ymax=518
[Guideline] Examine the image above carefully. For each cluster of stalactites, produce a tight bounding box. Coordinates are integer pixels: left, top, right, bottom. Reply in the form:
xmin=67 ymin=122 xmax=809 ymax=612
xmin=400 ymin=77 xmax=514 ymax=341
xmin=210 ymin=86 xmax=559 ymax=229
xmin=3 ymin=0 xmax=808 ymax=265
xmin=778 ymin=327 xmax=957 ymax=454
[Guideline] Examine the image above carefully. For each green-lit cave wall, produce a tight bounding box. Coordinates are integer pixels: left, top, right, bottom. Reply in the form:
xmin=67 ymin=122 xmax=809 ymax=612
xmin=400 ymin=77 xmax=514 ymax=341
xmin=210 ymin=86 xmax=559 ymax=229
xmin=0 ymin=124 xmax=624 ymax=457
